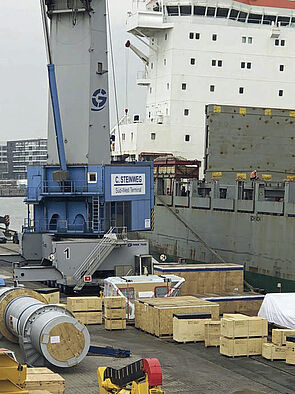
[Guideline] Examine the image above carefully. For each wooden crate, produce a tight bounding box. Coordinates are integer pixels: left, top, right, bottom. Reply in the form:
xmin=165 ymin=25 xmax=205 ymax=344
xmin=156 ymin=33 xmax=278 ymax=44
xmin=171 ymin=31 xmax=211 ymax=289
xmin=204 ymin=321 xmax=221 ymax=347
xmin=199 ymin=293 xmax=264 ymax=315
xmin=220 ymin=337 xmax=267 ymax=357
xmin=41 ymin=292 xmax=60 ymax=304
xmin=135 ymin=296 xmax=219 ymax=337
xmin=73 ymin=311 xmax=102 ymax=325
xmin=105 ymin=318 xmax=126 ymax=330
xmin=24 ymin=368 xmax=65 ymax=394
xmin=104 ymin=296 xmax=125 ymax=309
xmin=134 ymin=300 xmax=142 ymax=328
xmin=272 ymin=329 xmax=295 ymax=346
xmin=286 ymin=340 xmax=295 ymax=365
xmin=67 ymin=296 xmax=102 ymax=312
xmin=221 ymin=314 xmax=268 ymax=338
xmin=262 ymin=343 xmax=286 ymax=361
xmin=173 ymin=313 xmax=211 ymax=343
xmin=104 ymin=307 xmax=126 ymax=319
xmin=154 ymin=263 xmax=244 ymax=294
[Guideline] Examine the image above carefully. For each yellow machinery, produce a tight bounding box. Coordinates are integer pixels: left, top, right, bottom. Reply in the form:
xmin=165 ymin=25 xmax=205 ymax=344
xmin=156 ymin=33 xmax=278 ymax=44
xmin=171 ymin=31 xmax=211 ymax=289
xmin=97 ymin=358 xmax=165 ymax=393
xmin=0 ymin=349 xmax=28 ymax=393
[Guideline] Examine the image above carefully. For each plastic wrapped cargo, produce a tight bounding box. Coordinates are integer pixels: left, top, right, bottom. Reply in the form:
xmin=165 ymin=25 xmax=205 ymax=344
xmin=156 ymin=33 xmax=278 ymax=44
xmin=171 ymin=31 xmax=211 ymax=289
xmin=258 ymin=293 xmax=295 ymax=329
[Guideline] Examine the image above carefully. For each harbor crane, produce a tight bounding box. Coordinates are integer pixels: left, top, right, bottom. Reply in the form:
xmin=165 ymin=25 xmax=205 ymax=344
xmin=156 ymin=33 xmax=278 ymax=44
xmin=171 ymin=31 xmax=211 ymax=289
xmin=14 ymin=0 xmax=154 ymax=293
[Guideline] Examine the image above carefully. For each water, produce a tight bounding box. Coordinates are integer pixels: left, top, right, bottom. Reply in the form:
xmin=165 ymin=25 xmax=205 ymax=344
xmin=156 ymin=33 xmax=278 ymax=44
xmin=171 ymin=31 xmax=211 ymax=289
xmin=0 ymin=197 xmax=27 ymax=232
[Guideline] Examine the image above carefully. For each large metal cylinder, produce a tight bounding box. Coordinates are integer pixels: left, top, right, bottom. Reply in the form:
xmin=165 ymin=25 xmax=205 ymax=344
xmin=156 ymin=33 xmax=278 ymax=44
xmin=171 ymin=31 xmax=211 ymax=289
xmin=0 ymin=287 xmax=90 ymax=367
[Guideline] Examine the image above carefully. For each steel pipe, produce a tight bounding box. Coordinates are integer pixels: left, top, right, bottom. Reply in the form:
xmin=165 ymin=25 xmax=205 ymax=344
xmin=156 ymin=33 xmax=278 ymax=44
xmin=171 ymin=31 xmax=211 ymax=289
xmin=0 ymin=287 xmax=90 ymax=367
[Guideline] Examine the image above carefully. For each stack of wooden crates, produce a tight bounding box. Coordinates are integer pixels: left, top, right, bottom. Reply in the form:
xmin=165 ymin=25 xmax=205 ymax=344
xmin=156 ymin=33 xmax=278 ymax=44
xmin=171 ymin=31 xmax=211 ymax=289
xmin=67 ymin=296 xmax=102 ymax=325
xmin=262 ymin=328 xmax=295 ymax=362
xmin=104 ymin=296 xmax=126 ymax=330
xmin=220 ymin=314 xmax=268 ymax=357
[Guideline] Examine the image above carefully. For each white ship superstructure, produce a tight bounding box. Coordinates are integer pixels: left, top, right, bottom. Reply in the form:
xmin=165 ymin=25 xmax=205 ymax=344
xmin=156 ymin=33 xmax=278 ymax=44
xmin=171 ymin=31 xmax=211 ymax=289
xmin=113 ymin=0 xmax=295 ymax=163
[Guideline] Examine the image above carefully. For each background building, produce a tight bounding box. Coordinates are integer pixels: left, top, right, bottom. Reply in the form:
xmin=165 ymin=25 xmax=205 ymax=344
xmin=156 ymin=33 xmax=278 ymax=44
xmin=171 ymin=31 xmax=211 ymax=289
xmin=0 ymin=139 xmax=47 ymax=182
xmin=0 ymin=143 xmax=8 ymax=180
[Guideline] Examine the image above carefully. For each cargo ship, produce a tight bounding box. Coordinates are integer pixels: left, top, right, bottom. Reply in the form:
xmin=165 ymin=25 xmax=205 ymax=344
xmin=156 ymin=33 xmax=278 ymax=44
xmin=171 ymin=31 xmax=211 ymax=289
xmin=113 ymin=0 xmax=295 ymax=292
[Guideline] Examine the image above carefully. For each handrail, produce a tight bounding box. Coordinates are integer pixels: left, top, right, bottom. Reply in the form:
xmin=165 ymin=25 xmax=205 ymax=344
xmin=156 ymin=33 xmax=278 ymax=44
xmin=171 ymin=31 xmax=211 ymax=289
xmin=73 ymin=227 xmax=128 ymax=281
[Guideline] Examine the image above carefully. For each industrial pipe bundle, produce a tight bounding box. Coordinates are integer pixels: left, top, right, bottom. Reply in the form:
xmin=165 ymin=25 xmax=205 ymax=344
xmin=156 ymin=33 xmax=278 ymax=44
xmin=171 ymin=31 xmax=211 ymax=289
xmin=0 ymin=287 xmax=90 ymax=367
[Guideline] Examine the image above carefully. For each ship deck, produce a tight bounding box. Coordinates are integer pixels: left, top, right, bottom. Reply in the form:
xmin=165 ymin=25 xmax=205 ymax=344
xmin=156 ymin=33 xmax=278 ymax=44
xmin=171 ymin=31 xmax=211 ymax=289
xmin=0 ymin=261 xmax=294 ymax=393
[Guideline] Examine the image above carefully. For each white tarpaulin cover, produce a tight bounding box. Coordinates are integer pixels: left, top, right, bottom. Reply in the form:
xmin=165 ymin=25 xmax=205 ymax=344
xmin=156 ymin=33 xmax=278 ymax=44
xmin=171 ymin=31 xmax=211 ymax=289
xmin=258 ymin=293 xmax=295 ymax=329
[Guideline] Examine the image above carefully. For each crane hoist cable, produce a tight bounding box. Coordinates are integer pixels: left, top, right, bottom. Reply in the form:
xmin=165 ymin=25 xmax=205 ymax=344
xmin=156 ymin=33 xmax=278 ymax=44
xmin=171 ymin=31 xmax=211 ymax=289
xmin=125 ymin=47 xmax=129 ymax=113
xmin=106 ymin=0 xmax=122 ymax=156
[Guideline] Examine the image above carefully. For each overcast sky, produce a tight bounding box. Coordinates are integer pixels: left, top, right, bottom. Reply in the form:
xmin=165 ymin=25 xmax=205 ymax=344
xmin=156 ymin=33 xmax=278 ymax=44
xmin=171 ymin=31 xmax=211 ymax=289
xmin=0 ymin=0 xmax=146 ymax=141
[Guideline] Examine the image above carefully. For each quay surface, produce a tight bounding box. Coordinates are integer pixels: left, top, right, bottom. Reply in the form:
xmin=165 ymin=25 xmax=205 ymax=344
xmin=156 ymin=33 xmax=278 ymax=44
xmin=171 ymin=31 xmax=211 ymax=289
xmin=0 ymin=261 xmax=294 ymax=393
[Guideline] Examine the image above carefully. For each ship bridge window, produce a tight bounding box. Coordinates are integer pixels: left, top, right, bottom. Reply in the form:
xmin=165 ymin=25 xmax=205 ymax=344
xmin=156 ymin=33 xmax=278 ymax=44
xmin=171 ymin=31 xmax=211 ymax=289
xmin=216 ymin=8 xmax=229 ymax=18
xmin=207 ymin=7 xmax=216 ymax=17
xmin=238 ymin=11 xmax=247 ymax=23
xmin=291 ymin=17 xmax=295 ymax=25
xmin=185 ymin=135 xmax=190 ymax=142
xmin=280 ymin=64 xmax=284 ymax=71
xmin=229 ymin=9 xmax=238 ymax=20
xmin=180 ymin=6 xmax=191 ymax=16
xmin=190 ymin=58 xmax=196 ymax=65
xmin=248 ymin=13 xmax=262 ymax=24
xmin=212 ymin=34 xmax=217 ymax=41
xmin=194 ymin=6 xmax=206 ymax=16
xmin=167 ymin=6 xmax=178 ymax=16
xmin=263 ymin=15 xmax=276 ymax=25
xmin=278 ymin=16 xmax=290 ymax=26
xmin=189 ymin=32 xmax=194 ymax=39
xmin=279 ymin=90 xmax=283 ymax=96
xmin=184 ymin=109 xmax=189 ymax=116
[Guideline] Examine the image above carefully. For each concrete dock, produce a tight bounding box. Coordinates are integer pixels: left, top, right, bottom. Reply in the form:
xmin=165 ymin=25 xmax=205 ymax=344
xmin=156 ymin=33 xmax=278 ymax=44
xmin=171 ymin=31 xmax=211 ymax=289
xmin=0 ymin=261 xmax=295 ymax=393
